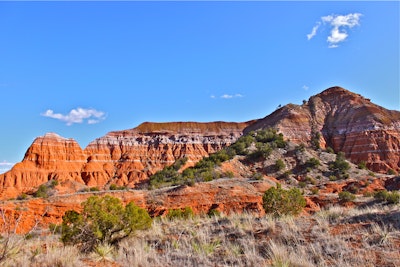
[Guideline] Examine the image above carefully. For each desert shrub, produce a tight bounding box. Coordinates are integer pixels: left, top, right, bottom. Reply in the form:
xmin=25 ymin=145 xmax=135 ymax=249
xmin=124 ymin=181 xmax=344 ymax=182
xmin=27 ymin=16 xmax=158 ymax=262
xmin=280 ymin=170 xmax=292 ymax=179
xmin=109 ymin=184 xmax=118 ymax=190
xmin=222 ymin=171 xmax=234 ymax=178
xmin=262 ymin=184 xmax=306 ymax=217
xmin=61 ymin=195 xmax=152 ymax=252
xmin=275 ymin=159 xmax=285 ymax=171
xmin=252 ymin=172 xmax=264 ymax=180
xmin=17 ymin=193 xmax=28 ymax=200
xmin=109 ymin=184 xmax=127 ymax=190
xmin=329 ymin=152 xmax=350 ymax=179
xmin=374 ymin=190 xmax=400 ymax=204
xmin=386 ymin=192 xmax=400 ymax=204
xmin=298 ymin=181 xmax=306 ymax=188
xmin=90 ymin=187 xmax=100 ymax=192
xmin=166 ymin=207 xmax=194 ymax=220
xmin=387 ymin=169 xmax=396 ymax=175
xmin=338 ymin=191 xmax=356 ymax=202
xmin=305 ymin=157 xmax=321 ymax=168
xmin=311 ymin=132 xmax=321 ymax=149
xmin=296 ymin=143 xmax=306 ymax=152
xmin=247 ymin=142 xmax=272 ymax=160
xmin=50 ymin=179 xmax=59 ymax=187
xmin=325 ymin=146 xmax=334 ymax=153
xmin=357 ymin=161 xmax=367 ymax=170
xmin=34 ymin=184 xmax=49 ymax=198
xmin=207 ymin=208 xmax=221 ymax=217
xmin=310 ymin=188 xmax=319 ymax=195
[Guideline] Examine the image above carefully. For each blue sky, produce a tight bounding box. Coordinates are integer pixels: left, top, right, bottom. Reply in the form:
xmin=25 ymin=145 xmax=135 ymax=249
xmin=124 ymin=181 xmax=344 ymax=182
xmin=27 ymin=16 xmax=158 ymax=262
xmin=0 ymin=1 xmax=399 ymax=172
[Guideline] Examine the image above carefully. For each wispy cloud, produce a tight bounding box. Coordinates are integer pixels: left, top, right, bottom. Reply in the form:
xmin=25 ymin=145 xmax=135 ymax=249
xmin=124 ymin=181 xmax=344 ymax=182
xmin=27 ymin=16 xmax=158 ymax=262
xmin=220 ymin=94 xmax=244 ymax=99
xmin=41 ymin=107 xmax=106 ymax=126
xmin=307 ymin=22 xmax=320 ymax=40
xmin=307 ymin=13 xmax=362 ymax=48
xmin=302 ymin=85 xmax=309 ymax=91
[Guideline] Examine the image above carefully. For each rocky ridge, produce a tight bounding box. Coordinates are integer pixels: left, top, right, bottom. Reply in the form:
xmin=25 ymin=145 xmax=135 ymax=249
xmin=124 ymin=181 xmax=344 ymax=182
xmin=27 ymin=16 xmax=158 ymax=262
xmin=244 ymin=86 xmax=400 ymax=172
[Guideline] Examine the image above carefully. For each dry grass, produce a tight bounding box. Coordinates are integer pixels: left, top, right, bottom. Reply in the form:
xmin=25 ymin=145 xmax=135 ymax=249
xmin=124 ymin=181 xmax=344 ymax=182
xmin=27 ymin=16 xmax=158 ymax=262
xmin=0 ymin=204 xmax=399 ymax=266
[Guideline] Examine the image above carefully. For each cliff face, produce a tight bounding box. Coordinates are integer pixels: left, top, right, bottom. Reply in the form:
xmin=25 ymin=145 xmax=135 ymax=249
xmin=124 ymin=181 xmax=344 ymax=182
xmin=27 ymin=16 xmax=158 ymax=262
xmin=0 ymin=133 xmax=87 ymax=198
xmin=82 ymin=121 xmax=253 ymax=187
xmin=0 ymin=122 xmax=253 ymax=198
xmin=245 ymin=86 xmax=400 ymax=172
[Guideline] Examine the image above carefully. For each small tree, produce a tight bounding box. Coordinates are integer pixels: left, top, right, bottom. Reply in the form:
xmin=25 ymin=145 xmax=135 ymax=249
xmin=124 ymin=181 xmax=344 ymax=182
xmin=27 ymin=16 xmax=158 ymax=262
xmin=262 ymin=184 xmax=306 ymax=217
xmin=61 ymin=195 xmax=152 ymax=252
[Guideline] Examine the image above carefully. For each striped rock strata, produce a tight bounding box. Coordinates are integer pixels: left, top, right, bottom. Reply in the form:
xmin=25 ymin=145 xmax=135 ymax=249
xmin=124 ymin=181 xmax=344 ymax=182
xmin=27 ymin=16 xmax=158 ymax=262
xmin=245 ymin=86 xmax=400 ymax=172
xmin=0 ymin=122 xmax=253 ymax=199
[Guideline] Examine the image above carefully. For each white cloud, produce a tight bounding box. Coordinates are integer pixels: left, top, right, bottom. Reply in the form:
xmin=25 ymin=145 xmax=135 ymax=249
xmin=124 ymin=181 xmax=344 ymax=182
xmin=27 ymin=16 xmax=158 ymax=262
xmin=302 ymin=85 xmax=309 ymax=91
xmin=308 ymin=13 xmax=362 ymax=47
xmin=220 ymin=94 xmax=244 ymax=99
xmin=42 ymin=107 xmax=106 ymax=126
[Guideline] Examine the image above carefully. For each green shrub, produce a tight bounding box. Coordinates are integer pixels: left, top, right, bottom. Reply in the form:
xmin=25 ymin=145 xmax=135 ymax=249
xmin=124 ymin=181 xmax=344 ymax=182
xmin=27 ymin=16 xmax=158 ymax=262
xmin=329 ymin=175 xmax=337 ymax=181
xmin=329 ymin=152 xmax=350 ymax=179
xmin=298 ymin=181 xmax=307 ymax=188
xmin=61 ymin=195 xmax=152 ymax=252
xmin=17 ymin=193 xmax=28 ymax=200
xmin=374 ymin=190 xmax=400 ymax=204
xmin=305 ymin=158 xmax=321 ymax=168
xmin=167 ymin=207 xmax=194 ymax=220
xmin=357 ymin=161 xmax=367 ymax=170
xmin=34 ymin=184 xmax=49 ymax=198
xmin=325 ymin=147 xmax=334 ymax=153
xmin=386 ymin=192 xmax=400 ymax=204
xmin=275 ymin=159 xmax=285 ymax=171
xmin=387 ymin=169 xmax=396 ymax=175
xmin=310 ymin=188 xmax=319 ymax=195
xmin=252 ymin=172 xmax=264 ymax=180
xmin=338 ymin=191 xmax=356 ymax=202
xmin=207 ymin=208 xmax=221 ymax=217
xmin=109 ymin=184 xmax=118 ymax=190
xmin=109 ymin=184 xmax=126 ymax=190
xmin=311 ymin=132 xmax=321 ymax=149
xmin=90 ymin=187 xmax=100 ymax=192
xmin=262 ymin=184 xmax=306 ymax=217
xmin=50 ymin=179 xmax=59 ymax=188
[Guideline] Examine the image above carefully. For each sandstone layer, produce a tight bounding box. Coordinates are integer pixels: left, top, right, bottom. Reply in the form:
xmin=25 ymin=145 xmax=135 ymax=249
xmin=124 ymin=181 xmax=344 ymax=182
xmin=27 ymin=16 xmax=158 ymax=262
xmin=245 ymin=86 xmax=400 ymax=172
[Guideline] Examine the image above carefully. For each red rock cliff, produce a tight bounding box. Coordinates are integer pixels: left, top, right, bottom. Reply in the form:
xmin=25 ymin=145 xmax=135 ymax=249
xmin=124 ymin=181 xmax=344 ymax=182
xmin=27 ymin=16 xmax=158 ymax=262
xmin=0 ymin=122 xmax=253 ymax=198
xmin=245 ymin=86 xmax=400 ymax=172
xmin=83 ymin=121 xmax=253 ymax=187
xmin=0 ymin=133 xmax=87 ymax=199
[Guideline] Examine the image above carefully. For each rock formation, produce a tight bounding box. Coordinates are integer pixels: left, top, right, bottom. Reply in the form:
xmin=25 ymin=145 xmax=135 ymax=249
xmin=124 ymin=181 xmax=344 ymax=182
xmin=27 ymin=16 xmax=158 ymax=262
xmin=1 ymin=86 xmax=399 ymax=199
xmin=244 ymin=86 xmax=400 ymax=172
xmin=0 ymin=133 xmax=87 ymax=198
xmin=0 ymin=122 xmax=253 ymax=198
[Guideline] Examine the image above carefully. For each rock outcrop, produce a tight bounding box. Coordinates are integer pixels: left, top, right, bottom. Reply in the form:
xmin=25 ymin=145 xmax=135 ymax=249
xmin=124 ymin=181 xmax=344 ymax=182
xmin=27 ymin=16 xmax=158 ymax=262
xmin=0 ymin=122 xmax=253 ymax=198
xmin=244 ymin=86 xmax=400 ymax=172
xmin=0 ymin=133 xmax=87 ymax=198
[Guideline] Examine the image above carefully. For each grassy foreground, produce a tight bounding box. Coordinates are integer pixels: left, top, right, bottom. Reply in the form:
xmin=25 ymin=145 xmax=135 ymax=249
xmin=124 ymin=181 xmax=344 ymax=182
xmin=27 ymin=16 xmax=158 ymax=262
xmin=1 ymin=203 xmax=399 ymax=267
